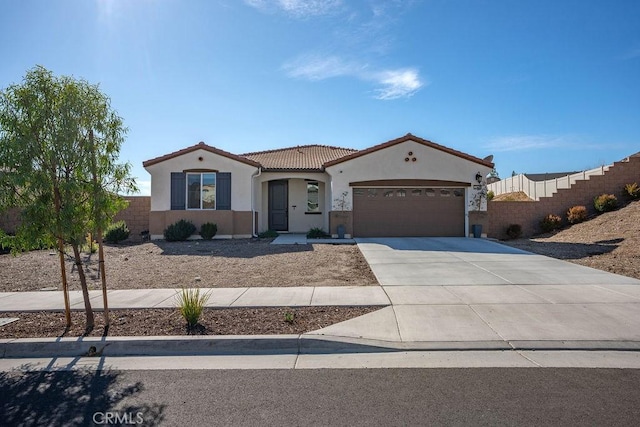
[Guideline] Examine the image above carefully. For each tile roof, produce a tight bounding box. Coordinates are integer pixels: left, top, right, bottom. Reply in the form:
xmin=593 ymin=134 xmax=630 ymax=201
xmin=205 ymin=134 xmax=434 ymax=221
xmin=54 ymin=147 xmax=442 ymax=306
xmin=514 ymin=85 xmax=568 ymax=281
xmin=142 ymin=134 xmax=494 ymax=171
xmin=241 ymin=145 xmax=358 ymax=171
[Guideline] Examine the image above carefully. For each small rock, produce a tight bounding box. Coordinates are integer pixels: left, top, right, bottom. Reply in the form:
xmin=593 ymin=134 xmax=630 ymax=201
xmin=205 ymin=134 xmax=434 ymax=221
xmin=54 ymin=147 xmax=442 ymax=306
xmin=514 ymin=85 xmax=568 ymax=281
xmin=195 ymin=277 xmax=201 ymax=282
xmin=124 ymin=257 xmax=129 ymax=261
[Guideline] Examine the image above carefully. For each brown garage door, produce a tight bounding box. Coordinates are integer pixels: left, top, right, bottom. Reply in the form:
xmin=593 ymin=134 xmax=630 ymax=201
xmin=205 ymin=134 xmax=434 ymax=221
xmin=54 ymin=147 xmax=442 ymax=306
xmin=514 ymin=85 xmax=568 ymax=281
xmin=353 ymin=188 xmax=466 ymax=237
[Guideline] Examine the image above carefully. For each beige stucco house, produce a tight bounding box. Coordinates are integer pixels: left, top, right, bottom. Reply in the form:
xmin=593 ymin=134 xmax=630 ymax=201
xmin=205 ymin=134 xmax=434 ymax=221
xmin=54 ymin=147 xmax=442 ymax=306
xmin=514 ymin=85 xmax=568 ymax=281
xmin=142 ymin=133 xmax=494 ymax=239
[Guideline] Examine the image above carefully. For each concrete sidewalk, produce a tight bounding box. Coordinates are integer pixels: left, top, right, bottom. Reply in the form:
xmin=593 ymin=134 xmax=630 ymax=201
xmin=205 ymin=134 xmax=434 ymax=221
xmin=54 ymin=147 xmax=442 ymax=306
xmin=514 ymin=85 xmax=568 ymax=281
xmin=0 ymin=286 xmax=390 ymax=311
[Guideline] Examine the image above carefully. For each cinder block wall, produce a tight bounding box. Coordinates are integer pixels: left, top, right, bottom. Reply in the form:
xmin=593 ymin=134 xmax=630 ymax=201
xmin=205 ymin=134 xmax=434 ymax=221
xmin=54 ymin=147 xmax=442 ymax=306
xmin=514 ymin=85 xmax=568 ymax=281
xmin=488 ymin=155 xmax=640 ymax=239
xmin=0 ymin=207 xmax=21 ymax=234
xmin=1 ymin=196 xmax=151 ymax=241
xmin=113 ymin=196 xmax=150 ymax=240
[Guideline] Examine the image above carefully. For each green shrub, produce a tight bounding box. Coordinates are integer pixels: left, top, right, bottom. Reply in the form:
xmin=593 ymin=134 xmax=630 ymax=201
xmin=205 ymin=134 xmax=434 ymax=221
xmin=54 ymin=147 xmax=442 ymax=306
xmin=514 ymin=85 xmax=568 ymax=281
xmin=540 ymin=214 xmax=562 ymax=233
xmin=567 ymin=205 xmax=587 ymax=224
xmin=104 ymin=220 xmax=130 ymax=243
xmin=199 ymin=222 xmax=218 ymax=240
xmin=258 ymin=230 xmax=279 ymax=238
xmin=594 ymin=194 xmax=618 ymax=212
xmin=175 ymin=287 xmax=211 ymax=328
xmin=505 ymin=224 xmax=522 ymax=239
xmin=624 ymin=183 xmax=640 ymax=199
xmin=164 ymin=219 xmax=196 ymax=241
xmin=487 ymin=190 xmax=495 ymax=201
xmin=306 ymin=227 xmax=330 ymax=239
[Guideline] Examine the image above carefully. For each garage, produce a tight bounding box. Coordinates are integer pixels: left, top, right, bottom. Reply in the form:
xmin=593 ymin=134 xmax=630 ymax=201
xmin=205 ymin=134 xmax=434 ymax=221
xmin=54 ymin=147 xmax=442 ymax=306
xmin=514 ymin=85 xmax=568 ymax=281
xmin=352 ymin=187 xmax=466 ymax=237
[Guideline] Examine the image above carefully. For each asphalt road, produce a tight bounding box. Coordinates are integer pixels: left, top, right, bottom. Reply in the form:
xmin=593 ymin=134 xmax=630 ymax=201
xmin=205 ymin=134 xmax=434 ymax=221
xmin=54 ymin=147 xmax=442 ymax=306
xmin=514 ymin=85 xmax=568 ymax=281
xmin=2 ymin=368 xmax=639 ymax=426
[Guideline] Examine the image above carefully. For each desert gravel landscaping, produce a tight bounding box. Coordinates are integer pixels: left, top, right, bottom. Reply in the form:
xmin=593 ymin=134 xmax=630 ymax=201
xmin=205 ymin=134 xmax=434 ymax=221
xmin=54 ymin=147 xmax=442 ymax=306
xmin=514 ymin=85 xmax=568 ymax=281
xmin=0 ymin=238 xmax=378 ymax=292
xmin=502 ymin=200 xmax=640 ymax=280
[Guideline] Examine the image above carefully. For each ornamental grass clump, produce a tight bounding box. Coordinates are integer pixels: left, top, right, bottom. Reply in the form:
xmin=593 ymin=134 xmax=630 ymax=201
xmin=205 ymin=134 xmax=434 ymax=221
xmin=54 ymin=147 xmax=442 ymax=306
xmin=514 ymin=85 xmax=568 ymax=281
xmin=175 ymin=288 xmax=211 ymax=328
xmin=624 ymin=183 xmax=640 ymax=199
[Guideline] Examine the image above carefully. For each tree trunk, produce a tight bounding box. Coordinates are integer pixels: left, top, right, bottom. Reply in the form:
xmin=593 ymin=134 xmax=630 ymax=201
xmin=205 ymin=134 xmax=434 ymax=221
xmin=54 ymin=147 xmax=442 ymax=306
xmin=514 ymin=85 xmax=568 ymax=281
xmin=53 ymin=186 xmax=71 ymax=327
xmin=57 ymin=238 xmax=71 ymax=327
xmin=89 ymin=129 xmax=110 ymax=326
xmin=97 ymin=229 xmax=109 ymax=326
xmin=71 ymin=243 xmax=94 ymax=330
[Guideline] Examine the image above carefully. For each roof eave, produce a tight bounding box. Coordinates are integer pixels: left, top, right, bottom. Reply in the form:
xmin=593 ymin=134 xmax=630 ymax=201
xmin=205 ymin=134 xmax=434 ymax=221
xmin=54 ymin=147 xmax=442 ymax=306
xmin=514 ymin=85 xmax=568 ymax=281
xmin=143 ymin=142 xmax=261 ymax=168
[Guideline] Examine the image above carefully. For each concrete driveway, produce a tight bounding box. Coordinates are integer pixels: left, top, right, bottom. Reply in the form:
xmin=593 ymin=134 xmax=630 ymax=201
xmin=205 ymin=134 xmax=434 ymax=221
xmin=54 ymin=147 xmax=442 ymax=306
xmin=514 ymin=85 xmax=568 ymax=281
xmin=306 ymin=237 xmax=640 ymax=349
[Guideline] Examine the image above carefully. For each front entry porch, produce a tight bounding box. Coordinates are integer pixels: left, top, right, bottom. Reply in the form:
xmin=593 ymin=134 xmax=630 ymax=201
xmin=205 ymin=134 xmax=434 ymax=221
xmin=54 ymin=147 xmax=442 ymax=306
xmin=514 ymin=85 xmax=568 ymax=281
xmin=258 ymin=175 xmax=330 ymax=234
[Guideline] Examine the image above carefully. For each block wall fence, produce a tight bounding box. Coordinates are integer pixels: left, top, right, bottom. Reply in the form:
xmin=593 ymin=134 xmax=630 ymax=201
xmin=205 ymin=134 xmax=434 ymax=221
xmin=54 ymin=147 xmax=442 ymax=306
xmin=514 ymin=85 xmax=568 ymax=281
xmin=488 ymin=155 xmax=640 ymax=239
xmin=113 ymin=196 xmax=151 ymax=240
xmin=0 ymin=196 xmax=151 ymax=242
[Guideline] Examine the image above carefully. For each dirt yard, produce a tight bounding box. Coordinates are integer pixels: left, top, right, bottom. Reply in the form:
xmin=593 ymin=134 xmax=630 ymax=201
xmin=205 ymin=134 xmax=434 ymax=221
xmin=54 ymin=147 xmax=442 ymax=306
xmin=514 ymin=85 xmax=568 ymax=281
xmin=502 ymin=200 xmax=640 ymax=280
xmin=0 ymin=239 xmax=379 ymax=292
xmin=0 ymin=306 xmax=381 ymax=339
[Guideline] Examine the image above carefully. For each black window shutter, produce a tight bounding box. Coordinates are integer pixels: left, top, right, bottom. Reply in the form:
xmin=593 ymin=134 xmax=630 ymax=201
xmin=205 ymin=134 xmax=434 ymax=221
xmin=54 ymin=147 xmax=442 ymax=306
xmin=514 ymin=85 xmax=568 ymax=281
xmin=216 ymin=172 xmax=231 ymax=210
xmin=170 ymin=172 xmax=186 ymax=210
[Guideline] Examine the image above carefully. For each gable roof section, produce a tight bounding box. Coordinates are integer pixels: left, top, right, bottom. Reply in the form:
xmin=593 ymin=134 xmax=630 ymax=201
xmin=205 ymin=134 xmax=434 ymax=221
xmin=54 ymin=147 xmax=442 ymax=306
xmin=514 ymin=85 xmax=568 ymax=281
xmin=323 ymin=133 xmax=495 ymax=168
xmin=241 ymin=145 xmax=358 ymax=171
xmin=142 ymin=142 xmax=260 ymax=168
xmin=142 ymin=134 xmax=493 ymax=171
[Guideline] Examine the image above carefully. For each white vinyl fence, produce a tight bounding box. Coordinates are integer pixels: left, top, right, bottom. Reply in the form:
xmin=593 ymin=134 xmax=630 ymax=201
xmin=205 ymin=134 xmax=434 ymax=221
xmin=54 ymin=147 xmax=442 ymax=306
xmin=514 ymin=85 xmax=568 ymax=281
xmin=488 ymin=165 xmax=610 ymax=201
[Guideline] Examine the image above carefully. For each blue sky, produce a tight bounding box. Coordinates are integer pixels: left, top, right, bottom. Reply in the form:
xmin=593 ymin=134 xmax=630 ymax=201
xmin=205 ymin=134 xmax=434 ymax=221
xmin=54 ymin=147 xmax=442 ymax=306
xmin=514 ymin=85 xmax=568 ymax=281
xmin=1 ymin=0 xmax=639 ymax=195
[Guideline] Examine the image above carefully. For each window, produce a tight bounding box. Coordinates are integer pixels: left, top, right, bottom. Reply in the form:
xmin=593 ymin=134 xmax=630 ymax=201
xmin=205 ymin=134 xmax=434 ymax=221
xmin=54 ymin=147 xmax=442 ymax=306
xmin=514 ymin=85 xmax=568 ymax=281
xmin=411 ymin=189 xmax=422 ymax=196
xmin=307 ymin=182 xmax=320 ymax=212
xmin=440 ymin=189 xmax=451 ymax=197
xmin=187 ymin=173 xmax=216 ymax=209
xmin=384 ymin=190 xmax=394 ymax=197
xmin=397 ymin=189 xmax=406 ymax=197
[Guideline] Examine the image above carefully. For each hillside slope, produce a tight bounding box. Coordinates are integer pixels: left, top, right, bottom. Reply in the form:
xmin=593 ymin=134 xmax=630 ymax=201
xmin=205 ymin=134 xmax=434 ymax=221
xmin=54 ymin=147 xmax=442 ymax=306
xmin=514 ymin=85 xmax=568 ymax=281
xmin=503 ymin=200 xmax=640 ymax=279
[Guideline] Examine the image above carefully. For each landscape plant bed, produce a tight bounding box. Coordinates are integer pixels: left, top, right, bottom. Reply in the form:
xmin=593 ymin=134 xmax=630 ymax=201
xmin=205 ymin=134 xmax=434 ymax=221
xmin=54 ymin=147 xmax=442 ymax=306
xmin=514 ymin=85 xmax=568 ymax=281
xmin=0 ymin=238 xmax=379 ymax=292
xmin=0 ymin=306 xmax=382 ymax=339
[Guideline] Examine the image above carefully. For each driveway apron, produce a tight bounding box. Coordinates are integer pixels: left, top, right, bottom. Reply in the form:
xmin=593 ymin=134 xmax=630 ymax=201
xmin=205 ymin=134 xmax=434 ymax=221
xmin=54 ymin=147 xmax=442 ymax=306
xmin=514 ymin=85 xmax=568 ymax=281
xmin=307 ymin=237 xmax=640 ymax=349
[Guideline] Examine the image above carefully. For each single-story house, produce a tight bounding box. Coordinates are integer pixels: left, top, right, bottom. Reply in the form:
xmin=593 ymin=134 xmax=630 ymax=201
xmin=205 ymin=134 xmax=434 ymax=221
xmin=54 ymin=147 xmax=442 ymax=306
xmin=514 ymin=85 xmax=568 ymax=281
xmin=142 ymin=133 xmax=494 ymax=239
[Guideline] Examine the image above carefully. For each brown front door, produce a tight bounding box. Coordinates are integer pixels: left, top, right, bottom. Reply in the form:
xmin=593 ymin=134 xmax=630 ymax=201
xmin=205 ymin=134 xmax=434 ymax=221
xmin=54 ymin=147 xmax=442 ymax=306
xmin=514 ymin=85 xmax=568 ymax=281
xmin=353 ymin=188 xmax=465 ymax=237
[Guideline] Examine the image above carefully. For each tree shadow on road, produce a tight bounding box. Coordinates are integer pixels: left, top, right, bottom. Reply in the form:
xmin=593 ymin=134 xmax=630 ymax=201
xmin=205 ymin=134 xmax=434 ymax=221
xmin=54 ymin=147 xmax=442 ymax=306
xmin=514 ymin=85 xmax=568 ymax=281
xmin=0 ymin=362 xmax=165 ymax=426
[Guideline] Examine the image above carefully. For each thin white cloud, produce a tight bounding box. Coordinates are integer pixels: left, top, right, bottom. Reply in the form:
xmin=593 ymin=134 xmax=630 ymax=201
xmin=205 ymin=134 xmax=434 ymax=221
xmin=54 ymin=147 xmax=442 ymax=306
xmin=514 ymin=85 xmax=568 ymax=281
xmin=485 ymin=135 xmax=572 ymax=152
xmin=282 ymin=55 xmax=363 ymax=80
xmin=485 ymin=135 xmax=620 ymax=152
xmin=373 ymin=68 xmax=424 ymax=100
xmin=244 ymin=0 xmax=343 ymax=18
xmin=282 ymin=54 xmax=424 ymax=100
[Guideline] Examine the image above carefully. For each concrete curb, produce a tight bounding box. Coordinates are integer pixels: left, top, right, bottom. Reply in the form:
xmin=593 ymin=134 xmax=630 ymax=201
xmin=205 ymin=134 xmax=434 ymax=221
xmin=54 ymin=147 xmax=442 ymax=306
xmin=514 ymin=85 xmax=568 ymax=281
xmin=2 ymin=334 xmax=640 ymax=359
